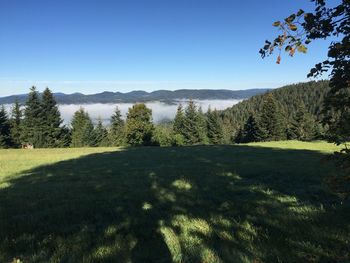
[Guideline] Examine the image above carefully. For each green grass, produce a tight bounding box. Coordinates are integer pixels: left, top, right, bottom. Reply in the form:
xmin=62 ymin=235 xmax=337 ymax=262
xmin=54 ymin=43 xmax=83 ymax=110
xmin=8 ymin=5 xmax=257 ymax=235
xmin=0 ymin=141 xmax=349 ymax=263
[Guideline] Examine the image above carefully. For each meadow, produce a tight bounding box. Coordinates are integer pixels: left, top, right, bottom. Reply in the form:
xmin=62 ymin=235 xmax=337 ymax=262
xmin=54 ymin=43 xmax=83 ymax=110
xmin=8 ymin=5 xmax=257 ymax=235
xmin=0 ymin=141 xmax=349 ymax=263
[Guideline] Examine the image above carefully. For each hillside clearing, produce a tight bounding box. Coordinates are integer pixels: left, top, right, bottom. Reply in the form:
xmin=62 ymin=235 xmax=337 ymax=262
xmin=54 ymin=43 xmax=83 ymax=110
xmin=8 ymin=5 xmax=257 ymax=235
xmin=0 ymin=141 xmax=348 ymax=262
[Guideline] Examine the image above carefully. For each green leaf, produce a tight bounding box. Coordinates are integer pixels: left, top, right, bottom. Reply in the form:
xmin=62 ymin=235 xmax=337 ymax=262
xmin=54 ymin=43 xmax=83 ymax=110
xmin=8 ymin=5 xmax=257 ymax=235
xmin=297 ymin=9 xmax=304 ymax=16
xmin=285 ymin=45 xmax=292 ymax=52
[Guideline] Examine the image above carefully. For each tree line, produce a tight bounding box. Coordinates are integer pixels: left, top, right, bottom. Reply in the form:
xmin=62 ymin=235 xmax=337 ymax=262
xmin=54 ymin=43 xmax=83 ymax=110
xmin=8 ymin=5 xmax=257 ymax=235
xmin=220 ymin=81 xmax=328 ymax=143
xmin=0 ymin=81 xmax=335 ymax=149
xmin=0 ymin=87 xmax=225 ymax=148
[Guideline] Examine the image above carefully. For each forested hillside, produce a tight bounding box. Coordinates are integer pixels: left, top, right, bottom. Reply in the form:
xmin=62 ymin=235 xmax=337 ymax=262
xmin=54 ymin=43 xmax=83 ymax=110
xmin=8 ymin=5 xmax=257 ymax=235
xmin=220 ymin=81 xmax=329 ymax=136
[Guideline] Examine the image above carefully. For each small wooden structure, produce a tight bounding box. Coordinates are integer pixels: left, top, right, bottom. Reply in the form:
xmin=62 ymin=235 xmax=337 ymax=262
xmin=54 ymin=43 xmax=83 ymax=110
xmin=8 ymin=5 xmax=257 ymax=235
xmin=22 ymin=143 xmax=34 ymax=149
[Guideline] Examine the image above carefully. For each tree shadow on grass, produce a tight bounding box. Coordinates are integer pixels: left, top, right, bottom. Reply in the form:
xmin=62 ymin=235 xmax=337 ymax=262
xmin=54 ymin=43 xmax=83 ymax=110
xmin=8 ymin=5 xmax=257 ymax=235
xmin=0 ymin=146 xmax=349 ymax=263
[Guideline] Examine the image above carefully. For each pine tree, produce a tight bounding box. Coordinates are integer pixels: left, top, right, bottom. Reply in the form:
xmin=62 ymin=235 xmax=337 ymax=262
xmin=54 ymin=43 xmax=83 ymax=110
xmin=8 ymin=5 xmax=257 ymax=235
xmin=0 ymin=106 xmax=12 ymax=148
xmin=125 ymin=103 xmax=154 ymax=146
xmin=207 ymin=108 xmax=224 ymax=144
xmin=198 ymin=106 xmax=209 ymax=144
xmin=41 ymin=88 xmax=64 ymax=147
xmin=58 ymin=126 xmax=72 ymax=147
xmin=289 ymin=104 xmax=316 ymax=141
xmin=240 ymin=114 xmax=263 ymax=143
xmin=259 ymin=93 xmax=285 ymax=141
xmin=110 ymin=107 xmax=125 ymax=146
xmin=173 ymin=104 xmax=185 ymax=135
xmin=71 ymin=108 xmax=95 ymax=147
xmin=95 ymin=118 xmax=109 ymax=147
xmin=234 ymin=128 xmax=245 ymax=144
xmin=10 ymin=99 xmax=22 ymax=147
xmin=22 ymin=86 xmax=44 ymax=147
xmin=182 ymin=100 xmax=201 ymax=145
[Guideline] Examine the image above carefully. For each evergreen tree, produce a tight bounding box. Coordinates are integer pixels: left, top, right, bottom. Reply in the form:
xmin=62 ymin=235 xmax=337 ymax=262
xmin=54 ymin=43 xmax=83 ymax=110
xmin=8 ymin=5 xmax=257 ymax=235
xmin=22 ymin=86 xmax=44 ymax=147
xmin=207 ymin=108 xmax=224 ymax=144
xmin=240 ymin=114 xmax=263 ymax=143
xmin=71 ymin=108 xmax=95 ymax=147
xmin=41 ymin=88 xmax=64 ymax=147
xmin=173 ymin=104 xmax=185 ymax=135
xmin=182 ymin=100 xmax=201 ymax=145
xmin=0 ymin=106 xmax=12 ymax=148
xmin=10 ymin=99 xmax=22 ymax=147
xmin=58 ymin=126 xmax=72 ymax=147
xmin=95 ymin=118 xmax=109 ymax=147
xmin=110 ymin=107 xmax=125 ymax=146
xmin=198 ymin=106 xmax=209 ymax=144
xmin=259 ymin=93 xmax=285 ymax=141
xmin=125 ymin=103 xmax=154 ymax=146
xmin=234 ymin=128 xmax=245 ymax=144
xmin=289 ymin=104 xmax=316 ymax=141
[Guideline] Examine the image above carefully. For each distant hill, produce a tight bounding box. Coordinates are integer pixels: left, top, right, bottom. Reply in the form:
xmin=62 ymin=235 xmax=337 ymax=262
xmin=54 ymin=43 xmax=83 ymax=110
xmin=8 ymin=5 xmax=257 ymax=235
xmin=220 ymin=80 xmax=330 ymax=131
xmin=0 ymin=89 xmax=270 ymax=104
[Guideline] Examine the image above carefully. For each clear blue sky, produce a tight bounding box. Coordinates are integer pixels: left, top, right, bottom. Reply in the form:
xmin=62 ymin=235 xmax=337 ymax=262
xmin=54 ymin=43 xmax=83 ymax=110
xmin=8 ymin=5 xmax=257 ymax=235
xmin=0 ymin=0 xmax=331 ymax=96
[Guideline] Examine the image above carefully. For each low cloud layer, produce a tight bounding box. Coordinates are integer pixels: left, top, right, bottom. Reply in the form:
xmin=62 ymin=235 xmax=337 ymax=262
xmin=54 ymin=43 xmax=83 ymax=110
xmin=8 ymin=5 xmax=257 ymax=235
xmin=4 ymin=99 xmax=241 ymax=126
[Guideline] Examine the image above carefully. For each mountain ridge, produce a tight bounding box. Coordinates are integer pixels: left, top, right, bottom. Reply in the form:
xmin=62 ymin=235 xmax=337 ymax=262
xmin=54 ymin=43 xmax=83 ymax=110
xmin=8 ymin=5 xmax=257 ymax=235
xmin=0 ymin=88 xmax=270 ymax=104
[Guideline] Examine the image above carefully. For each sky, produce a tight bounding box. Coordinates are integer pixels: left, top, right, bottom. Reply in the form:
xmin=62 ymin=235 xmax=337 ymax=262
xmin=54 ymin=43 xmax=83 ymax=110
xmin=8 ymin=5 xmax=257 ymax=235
xmin=0 ymin=0 xmax=333 ymax=97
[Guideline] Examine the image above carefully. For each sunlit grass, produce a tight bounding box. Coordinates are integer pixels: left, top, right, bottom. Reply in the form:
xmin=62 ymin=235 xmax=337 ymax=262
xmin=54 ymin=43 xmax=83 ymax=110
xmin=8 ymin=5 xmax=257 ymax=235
xmin=0 ymin=147 xmax=119 ymax=180
xmin=246 ymin=140 xmax=342 ymax=153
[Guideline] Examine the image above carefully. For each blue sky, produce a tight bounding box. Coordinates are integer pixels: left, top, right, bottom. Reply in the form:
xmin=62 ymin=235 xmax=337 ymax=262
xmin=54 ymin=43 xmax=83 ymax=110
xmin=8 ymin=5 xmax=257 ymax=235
xmin=0 ymin=0 xmax=332 ymax=96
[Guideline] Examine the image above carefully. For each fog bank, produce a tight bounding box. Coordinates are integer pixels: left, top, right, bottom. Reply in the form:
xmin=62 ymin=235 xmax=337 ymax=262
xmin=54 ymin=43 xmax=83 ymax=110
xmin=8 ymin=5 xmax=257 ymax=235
xmin=3 ymin=99 xmax=241 ymax=125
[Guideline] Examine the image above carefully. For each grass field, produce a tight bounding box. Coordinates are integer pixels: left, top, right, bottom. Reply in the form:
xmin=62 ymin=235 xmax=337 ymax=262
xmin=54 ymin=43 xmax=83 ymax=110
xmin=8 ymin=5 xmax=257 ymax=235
xmin=0 ymin=141 xmax=349 ymax=263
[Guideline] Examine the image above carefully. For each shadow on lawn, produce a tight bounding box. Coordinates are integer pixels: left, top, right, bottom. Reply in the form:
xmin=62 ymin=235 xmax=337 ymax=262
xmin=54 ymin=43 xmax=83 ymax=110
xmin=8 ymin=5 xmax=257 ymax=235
xmin=0 ymin=145 xmax=349 ymax=263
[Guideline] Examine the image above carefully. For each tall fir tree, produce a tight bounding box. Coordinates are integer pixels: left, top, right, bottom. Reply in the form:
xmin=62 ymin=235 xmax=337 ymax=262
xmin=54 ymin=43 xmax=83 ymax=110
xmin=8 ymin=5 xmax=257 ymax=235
xmin=238 ymin=114 xmax=263 ymax=143
xmin=259 ymin=93 xmax=285 ymax=141
xmin=10 ymin=99 xmax=22 ymax=147
xmin=22 ymin=86 xmax=44 ymax=147
xmin=71 ymin=108 xmax=96 ymax=147
xmin=289 ymin=104 xmax=316 ymax=141
xmin=173 ymin=104 xmax=185 ymax=135
xmin=198 ymin=106 xmax=209 ymax=144
xmin=182 ymin=100 xmax=202 ymax=145
xmin=0 ymin=106 xmax=12 ymax=148
xmin=95 ymin=118 xmax=109 ymax=147
xmin=206 ymin=108 xmax=224 ymax=144
xmin=41 ymin=88 xmax=64 ymax=147
xmin=125 ymin=103 xmax=154 ymax=146
xmin=110 ymin=107 xmax=125 ymax=146
xmin=236 ymin=113 xmax=265 ymax=143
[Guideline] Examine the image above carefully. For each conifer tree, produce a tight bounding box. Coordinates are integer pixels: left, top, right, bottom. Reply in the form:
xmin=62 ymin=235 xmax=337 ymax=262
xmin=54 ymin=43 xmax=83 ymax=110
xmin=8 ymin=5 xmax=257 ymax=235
xmin=58 ymin=126 xmax=72 ymax=147
xmin=234 ymin=128 xmax=245 ymax=144
xmin=125 ymin=103 xmax=154 ymax=146
xmin=182 ymin=100 xmax=201 ymax=145
xmin=0 ymin=106 xmax=12 ymax=148
xmin=10 ymin=99 xmax=22 ymax=147
xmin=207 ymin=108 xmax=224 ymax=144
xmin=289 ymin=104 xmax=316 ymax=141
xmin=71 ymin=108 xmax=95 ymax=147
xmin=259 ymin=93 xmax=285 ymax=141
xmin=240 ymin=114 xmax=263 ymax=143
xmin=173 ymin=104 xmax=185 ymax=135
xmin=22 ymin=86 xmax=44 ymax=147
xmin=41 ymin=88 xmax=64 ymax=147
xmin=95 ymin=118 xmax=109 ymax=147
xmin=198 ymin=106 xmax=209 ymax=144
xmin=110 ymin=107 xmax=125 ymax=146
